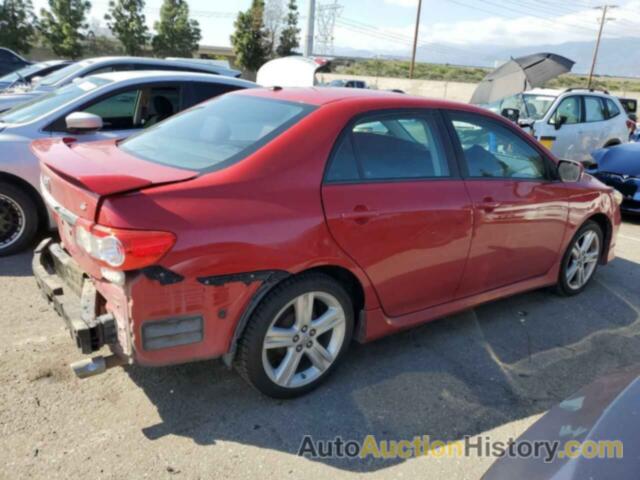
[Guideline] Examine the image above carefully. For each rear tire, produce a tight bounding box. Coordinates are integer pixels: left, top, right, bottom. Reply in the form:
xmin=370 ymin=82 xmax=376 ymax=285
xmin=235 ymin=273 xmax=354 ymax=398
xmin=0 ymin=182 xmax=39 ymax=257
xmin=556 ymin=221 xmax=603 ymax=296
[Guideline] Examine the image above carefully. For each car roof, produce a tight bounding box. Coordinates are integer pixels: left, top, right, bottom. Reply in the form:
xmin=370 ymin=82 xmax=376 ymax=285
xmin=85 ymin=70 xmax=256 ymax=88
xmin=73 ymin=56 xmax=240 ymax=75
xmin=239 ymin=86 xmax=493 ymax=114
xmin=526 ymin=88 xmax=563 ymax=97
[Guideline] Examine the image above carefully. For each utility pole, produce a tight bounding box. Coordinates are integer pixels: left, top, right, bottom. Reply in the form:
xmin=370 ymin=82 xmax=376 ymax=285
xmin=304 ymin=0 xmax=316 ymax=57
xmin=587 ymin=4 xmax=617 ymax=89
xmin=409 ymin=0 xmax=423 ymax=79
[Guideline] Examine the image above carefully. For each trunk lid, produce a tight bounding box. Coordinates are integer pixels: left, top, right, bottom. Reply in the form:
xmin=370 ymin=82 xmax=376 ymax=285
xmin=32 ymin=137 xmax=198 ymax=222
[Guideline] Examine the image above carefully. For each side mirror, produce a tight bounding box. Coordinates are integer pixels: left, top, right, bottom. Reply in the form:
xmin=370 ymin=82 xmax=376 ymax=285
xmin=557 ymin=159 xmax=584 ymax=183
xmin=65 ymin=112 xmax=103 ymax=133
xmin=554 ymin=115 xmax=568 ymax=131
xmin=501 ymin=108 xmax=520 ymax=123
xmin=518 ymin=118 xmax=535 ymax=130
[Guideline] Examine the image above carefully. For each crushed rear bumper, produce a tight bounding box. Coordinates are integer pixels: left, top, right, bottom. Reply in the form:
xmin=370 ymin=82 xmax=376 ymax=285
xmin=33 ymin=238 xmax=116 ymax=354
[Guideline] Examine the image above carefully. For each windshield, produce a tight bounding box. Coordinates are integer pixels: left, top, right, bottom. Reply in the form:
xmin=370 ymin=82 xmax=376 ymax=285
xmin=0 ymin=63 xmax=48 ymax=84
xmin=0 ymin=77 xmax=111 ymax=124
xmin=487 ymin=94 xmax=557 ymax=121
xmin=120 ymin=95 xmax=314 ymax=171
xmin=37 ymin=62 xmax=86 ymax=87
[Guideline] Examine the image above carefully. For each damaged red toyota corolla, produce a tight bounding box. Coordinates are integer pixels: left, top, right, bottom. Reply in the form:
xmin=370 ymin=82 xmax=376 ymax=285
xmin=32 ymin=88 xmax=622 ymax=398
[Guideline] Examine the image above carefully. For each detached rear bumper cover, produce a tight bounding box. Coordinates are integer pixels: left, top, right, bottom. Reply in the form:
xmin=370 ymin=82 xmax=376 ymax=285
xmin=33 ymin=238 xmax=116 ymax=354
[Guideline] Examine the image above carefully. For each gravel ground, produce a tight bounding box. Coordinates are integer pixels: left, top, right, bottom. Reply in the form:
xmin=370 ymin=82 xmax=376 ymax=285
xmin=1 ymin=218 xmax=640 ymax=480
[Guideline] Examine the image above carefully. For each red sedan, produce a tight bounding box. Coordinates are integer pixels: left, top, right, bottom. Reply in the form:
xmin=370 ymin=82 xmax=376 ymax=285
xmin=32 ymin=88 xmax=621 ymax=398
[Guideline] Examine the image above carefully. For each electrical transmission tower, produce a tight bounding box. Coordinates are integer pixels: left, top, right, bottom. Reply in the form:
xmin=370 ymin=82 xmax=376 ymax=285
xmin=315 ymin=1 xmax=343 ymax=56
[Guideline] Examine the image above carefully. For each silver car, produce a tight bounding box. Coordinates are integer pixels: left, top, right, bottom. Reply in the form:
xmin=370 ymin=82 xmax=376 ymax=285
xmin=0 ymin=56 xmax=242 ymax=112
xmin=0 ymin=70 xmax=255 ymax=255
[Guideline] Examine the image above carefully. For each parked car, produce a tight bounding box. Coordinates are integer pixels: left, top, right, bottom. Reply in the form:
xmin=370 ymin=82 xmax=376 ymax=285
xmin=0 ymin=60 xmax=72 ymax=92
xmin=489 ymin=88 xmax=631 ymax=164
xmin=587 ymin=143 xmax=640 ymax=214
xmin=0 ymin=56 xmax=242 ymax=112
xmin=483 ymin=368 xmax=639 ymax=479
xmin=0 ymin=48 xmax=30 ymax=76
xmin=328 ymin=79 xmax=369 ymax=89
xmin=0 ymin=70 xmax=255 ymax=255
xmin=32 ymin=89 xmax=621 ymax=398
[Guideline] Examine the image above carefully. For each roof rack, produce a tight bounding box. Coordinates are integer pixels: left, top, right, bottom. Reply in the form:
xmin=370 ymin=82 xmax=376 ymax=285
xmin=562 ymin=87 xmax=610 ymax=95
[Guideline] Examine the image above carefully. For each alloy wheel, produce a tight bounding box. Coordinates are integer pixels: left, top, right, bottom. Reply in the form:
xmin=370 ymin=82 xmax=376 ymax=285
xmin=261 ymin=291 xmax=346 ymax=389
xmin=565 ymin=230 xmax=600 ymax=290
xmin=0 ymin=194 xmax=26 ymax=250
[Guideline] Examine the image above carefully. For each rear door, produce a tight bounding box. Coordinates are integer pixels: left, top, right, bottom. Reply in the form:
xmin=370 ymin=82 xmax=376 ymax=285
xmin=321 ymin=110 xmax=473 ymax=318
xmin=445 ymin=110 xmax=569 ymax=297
xmin=582 ymin=95 xmax=610 ymax=154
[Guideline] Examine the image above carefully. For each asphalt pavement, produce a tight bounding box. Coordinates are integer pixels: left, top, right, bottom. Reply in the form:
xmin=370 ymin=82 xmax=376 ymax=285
xmin=1 ymin=218 xmax=639 ymax=479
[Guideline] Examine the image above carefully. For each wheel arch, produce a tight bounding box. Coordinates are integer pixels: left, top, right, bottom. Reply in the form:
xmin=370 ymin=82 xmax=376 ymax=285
xmin=603 ymin=138 xmax=622 ymax=148
xmin=223 ymin=263 xmax=369 ymax=366
xmin=585 ymin=212 xmax=612 ymax=263
xmin=0 ymin=171 xmax=48 ymax=231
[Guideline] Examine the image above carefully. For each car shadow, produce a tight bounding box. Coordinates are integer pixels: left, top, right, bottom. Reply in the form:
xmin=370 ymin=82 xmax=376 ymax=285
xmin=127 ymin=256 xmax=640 ymax=472
xmin=0 ymin=250 xmax=35 ymax=277
xmin=0 ymin=232 xmax=51 ymax=277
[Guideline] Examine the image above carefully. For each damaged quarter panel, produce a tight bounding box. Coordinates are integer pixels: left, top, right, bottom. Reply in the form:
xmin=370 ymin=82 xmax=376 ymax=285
xmin=96 ymin=101 xmax=380 ymax=366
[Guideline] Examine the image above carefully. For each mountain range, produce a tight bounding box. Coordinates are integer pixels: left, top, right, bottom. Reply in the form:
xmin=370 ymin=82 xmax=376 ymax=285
xmin=334 ymin=36 xmax=640 ymax=78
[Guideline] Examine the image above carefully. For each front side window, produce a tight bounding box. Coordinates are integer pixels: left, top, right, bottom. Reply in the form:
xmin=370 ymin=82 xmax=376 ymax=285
xmin=521 ymin=94 xmax=555 ymax=120
xmin=325 ymin=113 xmax=450 ymax=182
xmin=120 ymin=95 xmax=314 ymax=171
xmin=449 ymin=112 xmax=547 ymax=180
xmin=584 ymin=96 xmax=606 ymax=122
xmin=83 ymin=89 xmax=141 ymax=130
xmin=551 ymin=96 xmax=581 ymax=125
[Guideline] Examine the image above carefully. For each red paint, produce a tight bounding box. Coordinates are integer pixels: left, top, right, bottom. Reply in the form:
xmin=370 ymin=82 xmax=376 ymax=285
xmin=32 ymin=88 xmax=621 ymax=367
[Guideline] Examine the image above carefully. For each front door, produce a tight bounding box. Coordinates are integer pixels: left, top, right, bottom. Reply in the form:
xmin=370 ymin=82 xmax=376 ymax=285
xmin=322 ymin=111 xmax=473 ymax=318
xmin=541 ymin=94 xmax=584 ymax=162
xmin=445 ymin=110 xmax=569 ymax=298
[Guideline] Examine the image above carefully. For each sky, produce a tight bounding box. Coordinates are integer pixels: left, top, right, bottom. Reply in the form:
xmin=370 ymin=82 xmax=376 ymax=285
xmin=32 ymin=0 xmax=640 ymax=55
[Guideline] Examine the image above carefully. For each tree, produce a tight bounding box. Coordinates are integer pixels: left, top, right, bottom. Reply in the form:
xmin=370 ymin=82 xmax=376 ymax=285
xmin=276 ymin=0 xmax=299 ymax=57
xmin=105 ymin=0 xmax=149 ymax=56
xmin=0 ymin=0 xmax=37 ymax=54
xmin=39 ymin=0 xmax=92 ymax=59
xmin=151 ymin=0 xmax=201 ymax=58
xmin=230 ymin=0 xmax=269 ymax=73
xmin=263 ymin=0 xmax=284 ymax=56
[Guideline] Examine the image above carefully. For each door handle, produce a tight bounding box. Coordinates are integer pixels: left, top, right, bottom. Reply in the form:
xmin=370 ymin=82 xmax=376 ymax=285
xmin=480 ymin=197 xmax=500 ymax=212
xmin=341 ymin=205 xmax=379 ymax=223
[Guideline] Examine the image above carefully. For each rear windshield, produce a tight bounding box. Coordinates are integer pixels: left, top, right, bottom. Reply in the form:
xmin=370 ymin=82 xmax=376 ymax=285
xmin=37 ymin=62 xmax=86 ymax=87
xmin=120 ymin=95 xmax=314 ymax=171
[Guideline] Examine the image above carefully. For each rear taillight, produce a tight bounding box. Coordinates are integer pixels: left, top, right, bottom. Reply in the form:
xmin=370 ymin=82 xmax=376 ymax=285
xmin=75 ymin=223 xmax=175 ymax=271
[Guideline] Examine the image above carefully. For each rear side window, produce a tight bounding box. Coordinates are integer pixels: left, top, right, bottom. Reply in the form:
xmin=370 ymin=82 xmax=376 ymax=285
xmin=120 ymin=95 xmax=314 ymax=171
xmin=605 ymin=98 xmax=621 ymax=118
xmin=325 ymin=113 xmax=450 ymax=182
xmin=585 ymin=96 xmax=606 ymax=122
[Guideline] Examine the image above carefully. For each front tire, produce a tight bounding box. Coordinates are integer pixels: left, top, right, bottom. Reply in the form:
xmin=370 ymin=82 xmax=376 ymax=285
xmin=235 ymin=273 xmax=354 ymax=398
xmin=556 ymin=221 xmax=603 ymax=296
xmin=0 ymin=182 xmax=39 ymax=257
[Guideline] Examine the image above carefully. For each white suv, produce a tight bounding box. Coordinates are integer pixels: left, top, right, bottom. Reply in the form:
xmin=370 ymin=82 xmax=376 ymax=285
xmin=492 ymin=88 xmax=631 ymax=164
